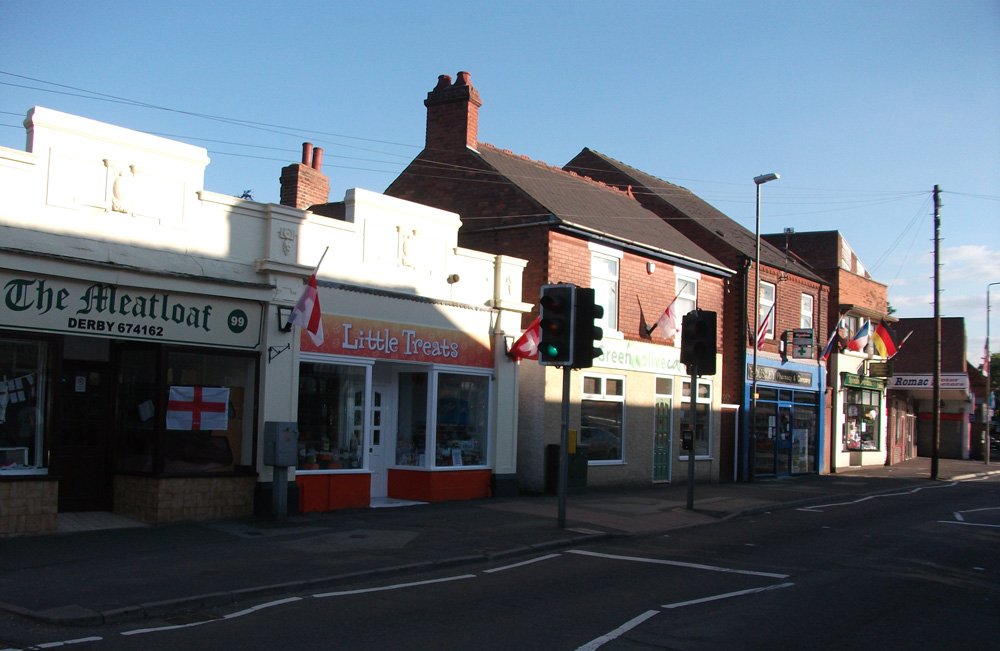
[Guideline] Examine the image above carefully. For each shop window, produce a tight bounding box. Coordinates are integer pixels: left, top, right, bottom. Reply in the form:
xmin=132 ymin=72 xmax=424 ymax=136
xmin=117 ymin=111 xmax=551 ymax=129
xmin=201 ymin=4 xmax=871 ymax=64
xmin=396 ymin=372 xmax=427 ymax=466
xmin=298 ymin=363 xmax=367 ymax=470
xmin=0 ymin=339 xmax=46 ymax=470
xmin=435 ymin=373 xmax=489 ymax=467
xmin=680 ymin=379 xmax=711 ymax=457
xmin=844 ymin=388 xmax=881 ymax=451
xmin=581 ymin=374 xmax=624 ymax=463
xmin=163 ymin=351 xmax=255 ymax=473
xmin=116 ymin=348 xmax=158 ymax=472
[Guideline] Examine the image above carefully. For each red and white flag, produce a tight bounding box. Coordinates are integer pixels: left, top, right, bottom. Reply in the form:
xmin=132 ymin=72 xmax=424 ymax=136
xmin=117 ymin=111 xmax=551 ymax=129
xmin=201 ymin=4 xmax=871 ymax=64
xmin=288 ymin=272 xmax=324 ymax=346
xmin=166 ymin=386 xmax=229 ymax=431
xmin=509 ymin=316 xmax=541 ymax=361
xmin=756 ymin=303 xmax=775 ymax=350
xmin=648 ymin=296 xmax=679 ymax=339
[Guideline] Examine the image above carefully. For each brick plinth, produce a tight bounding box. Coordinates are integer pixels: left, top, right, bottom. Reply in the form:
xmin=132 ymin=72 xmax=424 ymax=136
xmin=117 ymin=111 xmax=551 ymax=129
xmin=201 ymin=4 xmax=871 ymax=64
xmin=0 ymin=477 xmax=58 ymax=536
xmin=114 ymin=475 xmax=256 ymax=523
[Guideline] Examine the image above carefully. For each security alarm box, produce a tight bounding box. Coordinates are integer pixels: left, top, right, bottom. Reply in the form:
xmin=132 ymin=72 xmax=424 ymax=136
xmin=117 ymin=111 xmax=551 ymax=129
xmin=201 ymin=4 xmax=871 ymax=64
xmin=263 ymin=421 xmax=298 ymax=467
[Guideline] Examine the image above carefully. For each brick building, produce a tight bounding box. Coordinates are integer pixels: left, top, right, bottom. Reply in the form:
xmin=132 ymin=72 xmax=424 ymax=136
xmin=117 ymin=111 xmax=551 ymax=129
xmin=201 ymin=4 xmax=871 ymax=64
xmin=385 ymin=72 xmax=734 ymax=491
xmin=764 ymin=230 xmax=897 ymax=471
xmin=565 ymin=150 xmax=830 ymax=480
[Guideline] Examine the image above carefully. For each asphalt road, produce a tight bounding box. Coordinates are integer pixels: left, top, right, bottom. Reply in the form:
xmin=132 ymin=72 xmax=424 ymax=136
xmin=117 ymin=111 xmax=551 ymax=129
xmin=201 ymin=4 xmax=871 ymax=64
xmin=4 ymin=475 xmax=998 ymax=650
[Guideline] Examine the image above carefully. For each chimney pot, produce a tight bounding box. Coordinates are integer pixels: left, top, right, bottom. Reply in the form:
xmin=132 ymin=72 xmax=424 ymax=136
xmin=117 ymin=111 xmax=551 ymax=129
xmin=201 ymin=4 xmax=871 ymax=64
xmin=435 ymin=74 xmax=452 ymax=90
xmin=301 ymin=142 xmax=313 ymax=165
xmin=455 ymin=71 xmax=471 ymax=86
xmin=312 ymin=147 xmax=324 ymax=171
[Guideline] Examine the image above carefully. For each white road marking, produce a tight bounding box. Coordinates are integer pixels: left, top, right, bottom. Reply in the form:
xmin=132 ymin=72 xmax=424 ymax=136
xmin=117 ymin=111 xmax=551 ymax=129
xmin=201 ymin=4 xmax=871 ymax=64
xmin=567 ymin=549 xmax=789 ymax=578
xmin=798 ymin=481 xmax=957 ymax=512
xmin=121 ymin=597 xmax=302 ymax=636
xmin=312 ymin=574 xmax=475 ymax=598
xmin=939 ymin=520 xmax=1000 ymax=529
xmin=484 ymin=553 xmax=561 ymax=573
xmin=662 ymin=582 xmax=795 ymax=609
xmin=22 ymin=638 xmax=103 ymax=648
xmin=575 ymin=609 xmax=660 ymax=651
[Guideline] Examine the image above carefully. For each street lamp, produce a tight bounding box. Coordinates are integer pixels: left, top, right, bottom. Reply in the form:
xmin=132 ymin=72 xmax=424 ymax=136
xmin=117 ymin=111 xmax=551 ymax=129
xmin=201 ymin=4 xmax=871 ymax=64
xmin=987 ymin=281 xmax=1000 ymax=464
xmin=750 ymin=172 xmax=779 ymax=480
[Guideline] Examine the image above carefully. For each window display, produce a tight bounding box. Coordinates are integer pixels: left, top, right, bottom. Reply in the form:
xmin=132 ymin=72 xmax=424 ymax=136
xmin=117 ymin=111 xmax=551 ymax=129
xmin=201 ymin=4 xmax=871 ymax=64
xmin=298 ymin=363 xmax=367 ymax=470
xmin=0 ymin=339 xmax=46 ymax=470
xmin=435 ymin=373 xmax=488 ymax=467
xmin=844 ymin=387 xmax=880 ymax=451
xmin=395 ymin=372 xmax=427 ymax=466
xmin=163 ymin=351 xmax=255 ymax=472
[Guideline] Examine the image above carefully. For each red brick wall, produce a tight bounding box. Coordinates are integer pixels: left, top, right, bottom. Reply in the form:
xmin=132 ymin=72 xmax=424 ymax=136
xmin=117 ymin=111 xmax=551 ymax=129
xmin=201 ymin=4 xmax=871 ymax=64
xmin=837 ymin=269 xmax=888 ymax=313
xmin=279 ymin=163 xmax=330 ymax=210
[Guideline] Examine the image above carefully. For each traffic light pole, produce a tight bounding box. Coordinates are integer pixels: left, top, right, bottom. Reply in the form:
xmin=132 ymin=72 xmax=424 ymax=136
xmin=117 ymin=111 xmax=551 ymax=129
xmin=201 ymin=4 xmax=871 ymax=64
xmin=557 ymin=364 xmax=571 ymax=528
xmin=687 ymin=364 xmax=698 ymax=510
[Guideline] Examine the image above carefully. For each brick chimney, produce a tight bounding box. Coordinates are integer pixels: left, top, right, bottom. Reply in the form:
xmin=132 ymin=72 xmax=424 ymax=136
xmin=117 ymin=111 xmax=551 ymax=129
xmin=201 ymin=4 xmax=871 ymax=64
xmin=424 ymin=71 xmax=482 ymax=152
xmin=280 ymin=142 xmax=330 ymax=209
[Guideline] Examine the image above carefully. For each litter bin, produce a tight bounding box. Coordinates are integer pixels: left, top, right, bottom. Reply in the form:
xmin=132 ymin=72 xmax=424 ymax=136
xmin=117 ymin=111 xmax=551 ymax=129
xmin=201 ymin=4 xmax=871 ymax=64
xmin=544 ymin=444 xmax=588 ymax=495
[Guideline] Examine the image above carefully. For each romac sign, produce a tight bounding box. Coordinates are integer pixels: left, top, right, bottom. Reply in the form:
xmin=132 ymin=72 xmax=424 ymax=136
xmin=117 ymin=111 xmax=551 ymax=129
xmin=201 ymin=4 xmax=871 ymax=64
xmin=1 ymin=273 xmax=262 ymax=349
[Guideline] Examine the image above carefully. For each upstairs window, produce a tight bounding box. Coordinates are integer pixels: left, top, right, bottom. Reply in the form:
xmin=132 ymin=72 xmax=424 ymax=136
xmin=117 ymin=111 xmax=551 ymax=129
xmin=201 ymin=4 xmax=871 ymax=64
xmin=759 ymin=282 xmax=776 ymax=341
xmin=800 ymin=294 xmax=814 ymax=330
xmin=590 ymin=245 xmax=621 ymax=333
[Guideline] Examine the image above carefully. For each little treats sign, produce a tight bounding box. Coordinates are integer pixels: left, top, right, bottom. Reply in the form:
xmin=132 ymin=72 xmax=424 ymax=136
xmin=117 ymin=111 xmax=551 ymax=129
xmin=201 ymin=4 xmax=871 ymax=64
xmin=1 ymin=272 xmax=261 ymax=349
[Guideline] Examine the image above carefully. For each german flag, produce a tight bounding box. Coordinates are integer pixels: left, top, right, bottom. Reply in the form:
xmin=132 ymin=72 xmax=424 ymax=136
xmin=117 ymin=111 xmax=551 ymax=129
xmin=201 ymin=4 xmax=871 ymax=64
xmin=872 ymin=320 xmax=897 ymax=358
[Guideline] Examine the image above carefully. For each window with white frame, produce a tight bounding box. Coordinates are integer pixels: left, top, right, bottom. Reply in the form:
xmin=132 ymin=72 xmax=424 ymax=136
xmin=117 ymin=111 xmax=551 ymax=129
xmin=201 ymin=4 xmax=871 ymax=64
xmin=800 ymin=294 xmax=814 ymax=330
xmin=759 ymin=282 xmax=776 ymax=340
xmin=590 ymin=245 xmax=621 ymax=333
xmin=680 ymin=379 xmax=712 ymax=458
xmin=580 ymin=374 xmax=624 ymax=463
xmin=674 ymin=275 xmax=698 ymax=346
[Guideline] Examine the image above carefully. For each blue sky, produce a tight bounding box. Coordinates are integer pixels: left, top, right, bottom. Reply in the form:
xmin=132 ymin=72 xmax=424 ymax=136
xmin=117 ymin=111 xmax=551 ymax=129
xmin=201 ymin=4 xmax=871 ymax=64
xmin=2 ymin=0 xmax=998 ymax=360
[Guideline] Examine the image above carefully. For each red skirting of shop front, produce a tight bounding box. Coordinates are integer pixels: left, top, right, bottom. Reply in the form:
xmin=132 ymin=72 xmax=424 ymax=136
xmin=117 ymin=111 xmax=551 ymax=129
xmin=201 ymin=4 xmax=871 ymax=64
xmin=296 ymin=473 xmax=370 ymax=512
xmin=388 ymin=469 xmax=491 ymax=502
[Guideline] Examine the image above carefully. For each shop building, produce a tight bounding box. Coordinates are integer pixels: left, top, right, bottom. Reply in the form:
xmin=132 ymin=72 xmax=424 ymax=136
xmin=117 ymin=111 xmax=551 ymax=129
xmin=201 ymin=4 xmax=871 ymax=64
xmin=384 ymin=72 xmax=734 ymax=491
xmin=564 ymin=151 xmax=830 ymax=480
xmin=888 ymin=317 xmax=975 ymax=460
xmin=0 ymin=107 xmax=527 ymax=534
xmin=766 ymin=231 xmax=896 ymax=471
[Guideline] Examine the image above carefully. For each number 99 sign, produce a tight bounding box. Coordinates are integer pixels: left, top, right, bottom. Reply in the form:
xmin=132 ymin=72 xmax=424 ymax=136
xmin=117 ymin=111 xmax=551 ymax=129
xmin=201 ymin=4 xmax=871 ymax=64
xmin=227 ymin=309 xmax=249 ymax=334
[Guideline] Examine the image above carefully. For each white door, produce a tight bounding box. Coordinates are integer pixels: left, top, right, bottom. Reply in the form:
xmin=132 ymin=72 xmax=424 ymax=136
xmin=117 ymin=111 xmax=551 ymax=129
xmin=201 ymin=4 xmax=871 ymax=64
xmin=369 ymin=384 xmax=389 ymax=499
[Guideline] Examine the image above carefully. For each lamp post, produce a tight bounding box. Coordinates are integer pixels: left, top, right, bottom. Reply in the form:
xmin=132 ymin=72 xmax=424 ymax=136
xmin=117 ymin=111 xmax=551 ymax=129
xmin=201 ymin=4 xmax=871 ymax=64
xmin=987 ymin=282 xmax=1000 ymax=464
xmin=750 ymin=172 xmax=779 ymax=480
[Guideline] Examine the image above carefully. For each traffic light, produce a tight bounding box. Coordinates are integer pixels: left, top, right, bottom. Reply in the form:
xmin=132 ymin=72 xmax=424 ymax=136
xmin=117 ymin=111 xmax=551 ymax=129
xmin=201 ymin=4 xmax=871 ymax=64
xmin=538 ymin=284 xmax=576 ymax=366
xmin=573 ymin=288 xmax=604 ymax=369
xmin=680 ymin=309 xmax=717 ymax=375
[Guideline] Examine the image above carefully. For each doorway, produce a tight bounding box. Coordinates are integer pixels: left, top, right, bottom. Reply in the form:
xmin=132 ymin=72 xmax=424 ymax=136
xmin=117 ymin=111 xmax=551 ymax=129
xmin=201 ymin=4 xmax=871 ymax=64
xmin=369 ymin=383 xmax=391 ymax=499
xmin=50 ymin=360 xmax=115 ymax=511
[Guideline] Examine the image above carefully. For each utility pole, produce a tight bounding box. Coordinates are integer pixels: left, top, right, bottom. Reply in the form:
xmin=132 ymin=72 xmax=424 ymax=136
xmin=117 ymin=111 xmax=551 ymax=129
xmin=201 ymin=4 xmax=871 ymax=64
xmin=931 ymin=186 xmax=942 ymax=480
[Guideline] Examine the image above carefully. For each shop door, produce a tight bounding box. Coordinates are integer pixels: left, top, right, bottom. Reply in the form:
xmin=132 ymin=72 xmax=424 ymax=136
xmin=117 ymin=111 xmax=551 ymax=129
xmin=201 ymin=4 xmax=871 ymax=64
xmin=753 ymin=402 xmax=777 ymax=477
xmin=775 ymin=404 xmax=793 ymax=476
xmin=369 ymin=385 xmax=389 ymax=499
xmin=50 ymin=361 xmax=115 ymax=511
xmin=652 ymin=397 xmax=671 ymax=482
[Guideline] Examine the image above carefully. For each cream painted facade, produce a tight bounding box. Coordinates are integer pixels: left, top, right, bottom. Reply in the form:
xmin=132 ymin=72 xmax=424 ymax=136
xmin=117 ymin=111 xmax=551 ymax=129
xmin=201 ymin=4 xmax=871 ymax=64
xmin=0 ymin=107 xmax=527 ymax=533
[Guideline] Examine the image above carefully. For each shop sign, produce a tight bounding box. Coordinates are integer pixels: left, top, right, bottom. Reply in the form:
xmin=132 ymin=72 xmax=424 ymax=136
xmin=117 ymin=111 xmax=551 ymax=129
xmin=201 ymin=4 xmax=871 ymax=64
xmin=596 ymin=338 xmax=685 ymax=375
xmin=304 ymin=314 xmax=493 ymax=367
xmin=746 ymin=363 xmax=813 ymax=386
xmin=841 ymin=373 xmax=885 ymax=390
xmin=1 ymin=272 xmax=262 ymax=349
xmin=790 ymin=329 xmax=814 ymax=359
xmin=888 ymin=374 xmax=969 ymax=391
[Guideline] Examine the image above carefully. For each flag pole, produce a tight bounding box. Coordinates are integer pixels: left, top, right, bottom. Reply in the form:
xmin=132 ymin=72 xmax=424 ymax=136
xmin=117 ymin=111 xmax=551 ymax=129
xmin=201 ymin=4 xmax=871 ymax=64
xmin=312 ymin=246 xmax=330 ymax=275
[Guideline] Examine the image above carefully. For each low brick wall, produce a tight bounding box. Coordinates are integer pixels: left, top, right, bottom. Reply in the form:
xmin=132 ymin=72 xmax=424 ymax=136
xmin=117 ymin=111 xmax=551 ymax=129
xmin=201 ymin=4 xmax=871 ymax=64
xmin=0 ymin=476 xmax=58 ymax=536
xmin=114 ymin=474 xmax=256 ymax=523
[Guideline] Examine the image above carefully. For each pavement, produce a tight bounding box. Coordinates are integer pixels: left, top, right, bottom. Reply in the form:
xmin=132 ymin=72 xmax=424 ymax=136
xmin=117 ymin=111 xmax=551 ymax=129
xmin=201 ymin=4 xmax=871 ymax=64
xmin=2 ymin=457 xmax=998 ymax=628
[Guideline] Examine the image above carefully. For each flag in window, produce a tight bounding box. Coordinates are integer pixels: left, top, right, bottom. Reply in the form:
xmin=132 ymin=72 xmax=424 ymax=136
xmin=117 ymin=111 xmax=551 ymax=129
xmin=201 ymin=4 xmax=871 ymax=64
xmin=166 ymin=386 xmax=230 ymax=431
xmin=647 ymin=295 xmax=679 ymax=338
xmin=756 ymin=303 xmax=775 ymax=350
xmin=509 ymin=316 xmax=541 ymax=361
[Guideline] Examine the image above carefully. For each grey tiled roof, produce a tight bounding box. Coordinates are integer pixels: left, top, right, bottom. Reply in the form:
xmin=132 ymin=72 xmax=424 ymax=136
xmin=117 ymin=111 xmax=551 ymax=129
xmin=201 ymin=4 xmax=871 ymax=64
xmin=568 ymin=148 xmax=824 ymax=284
xmin=476 ymin=144 xmax=731 ymax=275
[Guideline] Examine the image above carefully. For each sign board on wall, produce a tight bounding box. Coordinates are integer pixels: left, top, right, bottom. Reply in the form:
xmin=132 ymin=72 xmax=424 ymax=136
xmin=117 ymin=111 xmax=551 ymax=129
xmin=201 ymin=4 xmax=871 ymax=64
xmin=1 ymin=272 xmax=262 ymax=349
xmin=303 ymin=314 xmax=493 ymax=367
